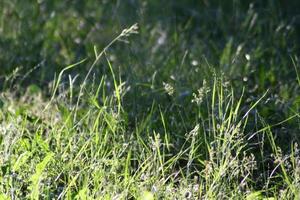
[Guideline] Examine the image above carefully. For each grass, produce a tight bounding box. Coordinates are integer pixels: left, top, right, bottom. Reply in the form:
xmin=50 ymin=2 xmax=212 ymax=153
xmin=0 ymin=0 xmax=300 ymax=199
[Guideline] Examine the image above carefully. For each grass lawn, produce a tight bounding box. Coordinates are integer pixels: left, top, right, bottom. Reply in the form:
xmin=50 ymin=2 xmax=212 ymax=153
xmin=0 ymin=0 xmax=300 ymax=199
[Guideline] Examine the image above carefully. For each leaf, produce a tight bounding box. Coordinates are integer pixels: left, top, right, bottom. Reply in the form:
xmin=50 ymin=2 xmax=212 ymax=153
xmin=0 ymin=194 xmax=10 ymax=200
xmin=140 ymin=191 xmax=154 ymax=200
xmin=220 ymin=38 xmax=233 ymax=68
xmin=246 ymin=191 xmax=262 ymax=200
xmin=12 ymin=151 xmax=31 ymax=172
xmin=29 ymin=152 xmax=54 ymax=200
xmin=76 ymin=187 xmax=89 ymax=200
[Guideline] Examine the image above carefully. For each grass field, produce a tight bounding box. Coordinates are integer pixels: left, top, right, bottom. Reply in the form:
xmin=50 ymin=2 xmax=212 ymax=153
xmin=0 ymin=0 xmax=300 ymax=199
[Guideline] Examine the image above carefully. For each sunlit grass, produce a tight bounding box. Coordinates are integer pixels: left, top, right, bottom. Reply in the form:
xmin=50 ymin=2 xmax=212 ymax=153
xmin=0 ymin=1 xmax=300 ymax=199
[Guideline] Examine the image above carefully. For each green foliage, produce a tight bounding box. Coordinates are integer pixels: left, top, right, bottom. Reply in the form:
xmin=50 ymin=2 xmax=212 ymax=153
xmin=29 ymin=153 xmax=54 ymax=200
xmin=0 ymin=0 xmax=299 ymax=199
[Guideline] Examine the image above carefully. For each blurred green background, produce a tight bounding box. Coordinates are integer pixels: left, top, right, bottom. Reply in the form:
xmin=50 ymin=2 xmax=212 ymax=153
xmin=1 ymin=0 xmax=299 ymax=83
